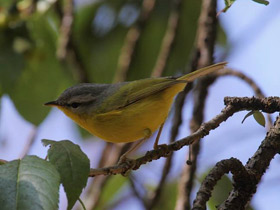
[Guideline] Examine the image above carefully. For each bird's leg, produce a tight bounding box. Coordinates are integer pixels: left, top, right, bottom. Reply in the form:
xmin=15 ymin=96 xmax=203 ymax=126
xmin=118 ymin=137 xmax=149 ymax=176
xmin=153 ymin=122 xmax=168 ymax=150
xmin=118 ymin=128 xmax=152 ymax=165
xmin=118 ymin=138 xmax=148 ymax=164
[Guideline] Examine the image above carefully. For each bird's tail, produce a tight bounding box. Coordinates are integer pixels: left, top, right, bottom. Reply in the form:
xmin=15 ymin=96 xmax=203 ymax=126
xmin=177 ymin=62 xmax=227 ymax=81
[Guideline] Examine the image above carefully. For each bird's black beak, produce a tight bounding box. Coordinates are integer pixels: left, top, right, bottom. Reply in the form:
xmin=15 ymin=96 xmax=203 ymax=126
xmin=44 ymin=101 xmax=60 ymax=107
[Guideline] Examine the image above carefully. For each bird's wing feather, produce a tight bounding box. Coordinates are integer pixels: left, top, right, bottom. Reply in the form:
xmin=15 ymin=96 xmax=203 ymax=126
xmin=100 ymin=78 xmax=184 ymax=112
xmin=100 ymin=62 xmax=227 ymax=112
xmin=125 ymin=78 xmax=184 ymax=106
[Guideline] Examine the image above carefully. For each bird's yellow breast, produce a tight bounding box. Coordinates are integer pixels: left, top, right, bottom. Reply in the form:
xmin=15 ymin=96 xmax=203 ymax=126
xmin=60 ymin=83 xmax=185 ymax=143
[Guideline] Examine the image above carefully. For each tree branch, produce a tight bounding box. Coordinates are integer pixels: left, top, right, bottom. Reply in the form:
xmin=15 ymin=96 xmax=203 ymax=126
xmin=151 ymin=0 xmax=182 ymax=77
xmin=218 ymin=114 xmax=280 ymax=210
xmin=129 ymin=175 xmax=148 ymax=208
xmin=86 ymin=3 xmax=157 ymax=204
xmin=176 ymin=0 xmax=218 ymax=208
xmin=89 ymin=97 xmax=280 ymax=177
xmin=82 ymin=2 xmax=157 ymax=204
xmin=146 ymin=0 xmax=184 ymax=207
xmin=217 ymin=68 xmax=273 ymax=127
xmin=56 ymin=0 xmax=73 ymax=61
xmin=84 ymin=143 xmax=122 ymax=209
xmin=54 ymin=0 xmax=89 ymax=83
xmin=217 ymin=68 xmax=264 ymax=98
xmin=192 ymin=158 xmax=250 ymax=210
xmin=224 ymin=96 xmax=280 ymax=113
xmin=113 ymin=0 xmax=156 ymax=83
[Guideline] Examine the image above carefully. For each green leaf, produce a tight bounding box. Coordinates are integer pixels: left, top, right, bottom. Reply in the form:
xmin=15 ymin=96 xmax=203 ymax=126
xmin=42 ymin=139 xmax=90 ymax=210
xmin=242 ymin=110 xmax=265 ymax=127
xmin=73 ymin=0 xmax=201 ymax=82
xmin=253 ymin=111 xmax=266 ymax=127
xmin=218 ymin=0 xmax=236 ymax=14
xmin=241 ymin=110 xmax=254 ymax=124
xmin=78 ymin=198 xmax=86 ymax=210
xmin=101 ymin=175 xmax=127 ymax=205
xmin=0 ymin=10 xmax=75 ymax=125
xmin=150 ymin=182 xmax=177 ymax=210
xmin=0 ymin=162 xmax=5 ymax=166
xmin=0 ymin=44 xmax=24 ymax=97
xmin=224 ymin=0 xmax=236 ymax=7
xmin=252 ymin=0 xmax=269 ymax=5
xmin=219 ymin=0 xmax=268 ymax=15
xmin=93 ymin=175 xmax=127 ymax=210
xmin=0 ymin=156 xmax=60 ymax=210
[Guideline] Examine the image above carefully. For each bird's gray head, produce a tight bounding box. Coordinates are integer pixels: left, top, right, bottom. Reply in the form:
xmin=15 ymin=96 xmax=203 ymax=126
xmin=44 ymin=83 xmax=111 ymax=116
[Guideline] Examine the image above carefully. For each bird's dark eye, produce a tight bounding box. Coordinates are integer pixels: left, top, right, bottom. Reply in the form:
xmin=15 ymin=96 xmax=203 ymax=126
xmin=70 ymin=103 xmax=80 ymax=108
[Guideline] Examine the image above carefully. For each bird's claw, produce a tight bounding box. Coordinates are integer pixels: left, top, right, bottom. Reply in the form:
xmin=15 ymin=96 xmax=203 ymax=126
xmin=118 ymin=156 xmax=136 ymax=176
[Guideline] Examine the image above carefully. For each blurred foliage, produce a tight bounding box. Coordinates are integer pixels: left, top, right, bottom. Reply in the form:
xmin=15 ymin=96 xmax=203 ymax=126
xmin=0 ymin=0 xmax=215 ymax=125
xmin=0 ymin=0 xmax=235 ymax=208
xmin=153 ymin=181 xmax=178 ymax=210
xmin=96 ymin=175 xmax=128 ymax=210
xmin=0 ymin=0 xmax=74 ymax=124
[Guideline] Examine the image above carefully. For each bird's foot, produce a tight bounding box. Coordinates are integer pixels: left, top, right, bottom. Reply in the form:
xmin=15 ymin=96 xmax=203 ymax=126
xmin=118 ymin=155 xmax=136 ymax=176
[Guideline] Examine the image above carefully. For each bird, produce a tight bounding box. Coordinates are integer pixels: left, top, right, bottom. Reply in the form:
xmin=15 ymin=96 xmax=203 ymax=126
xmin=45 ymin=62 xmax=227 ymax=162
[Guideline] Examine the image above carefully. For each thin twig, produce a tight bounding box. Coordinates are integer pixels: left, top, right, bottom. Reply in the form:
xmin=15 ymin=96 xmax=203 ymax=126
xmin=176 ymin=0 xmax=218 ymax=209
xmin=129 ymin=175 xmax=148 ymax=208
xmin=84 ymin=1 xmax=156 ymax=204
xmin=55 ymin=0 xmax=89 ymax=83
xmin=183 ymin=75 xmax=218 ymax=209
xmin=216 ymin=68 xmax=273 ymax=127
xmin=83 ymin=143 xmax=121 ymax=209
xmin=67 ymin=40 xmax=90 ymax=83
xmin=113 ymin=0 xmax=156 ymax=83
xmin=88 ymin=97 xmax=280 ymax=177
xmin=151 ymin=0 xmax=182 ymax=77
xmin=56 ymin=0 xmax=74 ymax=60
xmin=84 ymin=8 xmax=157 ymax=203
xmin=147 ymin=85 xmax=193 ymax=209
xmin=78 ymin=197 xmax=86 ymax=210
xmin=146 ymin=0 xmax=183 ymax=207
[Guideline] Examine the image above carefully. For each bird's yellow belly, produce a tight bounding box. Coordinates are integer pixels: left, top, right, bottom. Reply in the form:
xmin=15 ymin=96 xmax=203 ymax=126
xmin=81 ymin=83 xmax=185 ymax=143
xmin=92 ymin=100 xmax=167 ymax=142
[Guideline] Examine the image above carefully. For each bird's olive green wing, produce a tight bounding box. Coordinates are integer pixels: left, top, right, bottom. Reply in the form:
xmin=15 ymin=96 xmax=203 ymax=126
xmin=124 ymin=78 xmax=185 ymax=106
xmin=100 ymin=77 xmax=184 ymax=112
xmin=123 ymin=62 xmax=227 ymax=106
xmin=100 ymin=62 xmax=227 ymax=113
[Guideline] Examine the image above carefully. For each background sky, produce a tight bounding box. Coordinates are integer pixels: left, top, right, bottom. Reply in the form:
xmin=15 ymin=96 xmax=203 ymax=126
xmin=1 ymin=0 xmax=280 ymax=209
